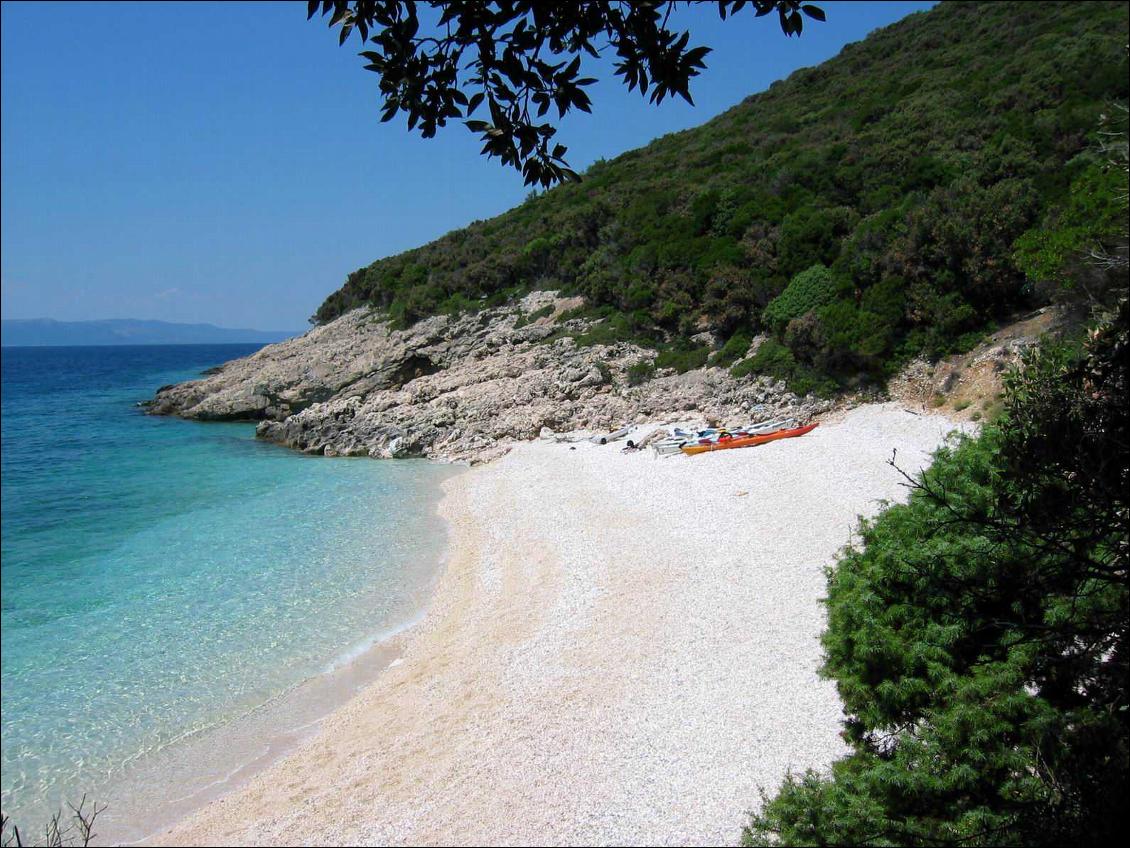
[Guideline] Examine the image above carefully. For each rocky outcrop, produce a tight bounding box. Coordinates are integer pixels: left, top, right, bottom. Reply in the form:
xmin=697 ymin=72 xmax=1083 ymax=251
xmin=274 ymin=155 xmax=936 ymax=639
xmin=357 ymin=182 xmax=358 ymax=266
xmin=148 ymin=292 xmax=832 ymax=462
xmin=887 ymin=305 xmax=1077 ymax=422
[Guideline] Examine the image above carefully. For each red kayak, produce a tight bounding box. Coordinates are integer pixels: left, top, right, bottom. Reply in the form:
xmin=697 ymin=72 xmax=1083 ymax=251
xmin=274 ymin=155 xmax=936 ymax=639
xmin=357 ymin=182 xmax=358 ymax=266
xmin=680 ymin=422 xmax=818 ymax=455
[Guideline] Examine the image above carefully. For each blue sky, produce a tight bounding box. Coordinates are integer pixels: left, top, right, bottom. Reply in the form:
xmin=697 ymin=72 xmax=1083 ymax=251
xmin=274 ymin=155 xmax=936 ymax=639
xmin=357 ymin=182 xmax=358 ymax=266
xmin=1 ymin=1 xmax=934 ymax=330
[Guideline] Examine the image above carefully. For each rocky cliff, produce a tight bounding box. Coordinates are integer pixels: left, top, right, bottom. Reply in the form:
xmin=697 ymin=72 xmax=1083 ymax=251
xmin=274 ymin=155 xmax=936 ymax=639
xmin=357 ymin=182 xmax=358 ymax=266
xmin=147 ymin=292 xmax=832 ymax=463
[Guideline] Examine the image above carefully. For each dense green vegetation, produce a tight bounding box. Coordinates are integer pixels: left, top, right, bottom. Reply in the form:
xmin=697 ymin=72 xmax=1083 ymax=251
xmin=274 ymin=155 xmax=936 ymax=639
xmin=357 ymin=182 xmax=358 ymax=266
xmin=315 ymin=1 xmax=1128 ymax=392
xmin=745 ymin=297 xmax=1128 ymax=845
xmin=744 ymin=55 xmax=1128 ymax=840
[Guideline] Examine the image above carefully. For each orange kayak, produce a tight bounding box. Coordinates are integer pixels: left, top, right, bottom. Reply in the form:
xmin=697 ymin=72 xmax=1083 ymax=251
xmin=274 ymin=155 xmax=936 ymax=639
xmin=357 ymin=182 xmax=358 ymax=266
xmin=680 ymin=422 xmax=819 ymax=455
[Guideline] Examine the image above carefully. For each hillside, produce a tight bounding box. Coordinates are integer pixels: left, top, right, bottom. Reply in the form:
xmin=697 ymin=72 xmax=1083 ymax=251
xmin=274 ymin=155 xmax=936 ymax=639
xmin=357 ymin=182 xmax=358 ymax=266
xmin=0 ymin=318 xmax=297 ymax=347
xmin=313 ymin=0 xmax=1128 ymax=391
xmin=146 ymin=292 xmax=833 ymax=461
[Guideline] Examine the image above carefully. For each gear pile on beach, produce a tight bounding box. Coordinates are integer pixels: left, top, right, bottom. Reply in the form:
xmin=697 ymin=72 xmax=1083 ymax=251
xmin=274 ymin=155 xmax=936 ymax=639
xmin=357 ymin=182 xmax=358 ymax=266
xmin=578 ymin=417 xmax=819 ymax=457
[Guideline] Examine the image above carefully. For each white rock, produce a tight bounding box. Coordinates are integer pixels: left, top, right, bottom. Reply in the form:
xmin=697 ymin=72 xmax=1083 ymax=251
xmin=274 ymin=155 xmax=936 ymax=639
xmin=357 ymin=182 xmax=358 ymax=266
xmin=148 ymin=292 xmax=833 ymax=463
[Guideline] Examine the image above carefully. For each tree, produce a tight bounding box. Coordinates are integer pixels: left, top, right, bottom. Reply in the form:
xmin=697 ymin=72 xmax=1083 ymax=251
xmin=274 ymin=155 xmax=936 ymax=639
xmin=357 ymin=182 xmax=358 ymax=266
xmin=1013 ymin=102 xmax=1129 ymax=304
xmin=307 ymin=0 xmax=826 ymax=186
xmin=744 ymin=300 xmax=1129 ymax=846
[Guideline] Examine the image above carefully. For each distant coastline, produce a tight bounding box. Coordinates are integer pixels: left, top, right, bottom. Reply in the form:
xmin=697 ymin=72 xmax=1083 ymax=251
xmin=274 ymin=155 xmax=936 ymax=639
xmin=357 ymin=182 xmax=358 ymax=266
xmin=1 ymin=318 xmax=301 ymax=347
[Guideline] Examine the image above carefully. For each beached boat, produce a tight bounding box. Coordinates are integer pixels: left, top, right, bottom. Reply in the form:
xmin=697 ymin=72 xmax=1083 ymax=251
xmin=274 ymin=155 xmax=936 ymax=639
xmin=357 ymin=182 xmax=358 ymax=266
xmin=680 ymin=422 xmax=818 ymax=455
xmin=651 ymin=419 xmax=794 ymax=457
xmin=591 ymin=425 xmax=634 ymax=445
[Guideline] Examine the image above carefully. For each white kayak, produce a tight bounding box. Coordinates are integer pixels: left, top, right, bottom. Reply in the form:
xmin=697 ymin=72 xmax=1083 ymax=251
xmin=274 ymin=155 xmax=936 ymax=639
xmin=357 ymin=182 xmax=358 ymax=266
xmin=590 ymin=425 xmax=633 ymax=445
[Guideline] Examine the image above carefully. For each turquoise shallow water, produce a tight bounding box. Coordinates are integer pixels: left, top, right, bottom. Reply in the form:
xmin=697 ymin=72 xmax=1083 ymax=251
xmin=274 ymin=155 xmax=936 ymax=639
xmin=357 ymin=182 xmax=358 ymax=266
xmin=0 ymin=345 xmax=452 ymax=830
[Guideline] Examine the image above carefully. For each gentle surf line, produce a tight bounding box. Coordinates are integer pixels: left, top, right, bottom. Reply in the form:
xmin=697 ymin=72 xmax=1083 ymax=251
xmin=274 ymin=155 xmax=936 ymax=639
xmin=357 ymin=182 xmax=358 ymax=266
xmin=105 ymin=574 xmax=442 ymax=846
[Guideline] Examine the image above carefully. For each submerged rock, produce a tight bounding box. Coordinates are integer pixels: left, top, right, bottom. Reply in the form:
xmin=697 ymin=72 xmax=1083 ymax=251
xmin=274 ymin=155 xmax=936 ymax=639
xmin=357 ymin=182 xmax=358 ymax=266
xmin=149 ymin=291 xmax=832 ymax=462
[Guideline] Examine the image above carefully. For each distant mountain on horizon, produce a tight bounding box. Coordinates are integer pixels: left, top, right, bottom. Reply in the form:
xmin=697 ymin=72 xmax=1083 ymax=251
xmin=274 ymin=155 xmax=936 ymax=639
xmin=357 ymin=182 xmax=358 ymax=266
xmin=1 ymin=318 xmax=301 ymax=347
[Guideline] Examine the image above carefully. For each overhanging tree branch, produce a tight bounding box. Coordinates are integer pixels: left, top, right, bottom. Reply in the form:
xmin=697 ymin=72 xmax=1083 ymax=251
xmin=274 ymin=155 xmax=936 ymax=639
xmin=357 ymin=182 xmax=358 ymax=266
xmin=307 ymin=1 xmax=826 ymax=186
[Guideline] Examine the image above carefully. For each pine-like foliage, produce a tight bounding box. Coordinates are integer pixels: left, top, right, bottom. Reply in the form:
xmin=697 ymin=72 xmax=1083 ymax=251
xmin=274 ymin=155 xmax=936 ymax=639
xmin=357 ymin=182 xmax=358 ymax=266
xmin=762 ymin=264 xmax=841 ymax=331
xmin=744 ymin=299 xmax=1128 ymax=846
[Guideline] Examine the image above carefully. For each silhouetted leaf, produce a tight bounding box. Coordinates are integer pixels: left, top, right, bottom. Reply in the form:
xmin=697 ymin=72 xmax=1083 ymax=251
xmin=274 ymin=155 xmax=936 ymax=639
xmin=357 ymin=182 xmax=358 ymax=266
xmin=310 ymin=0 xmax=828 ymax=186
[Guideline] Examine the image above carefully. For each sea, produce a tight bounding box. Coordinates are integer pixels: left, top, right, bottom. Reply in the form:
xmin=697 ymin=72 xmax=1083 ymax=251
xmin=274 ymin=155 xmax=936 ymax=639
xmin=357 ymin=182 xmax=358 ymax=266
xmin=0 ymin=344 xmax=453 ymax=840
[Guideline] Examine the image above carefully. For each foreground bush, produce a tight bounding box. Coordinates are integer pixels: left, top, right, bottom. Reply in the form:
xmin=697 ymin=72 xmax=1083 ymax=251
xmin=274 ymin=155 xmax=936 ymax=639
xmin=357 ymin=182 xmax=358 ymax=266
xmin=745 ymin=300 xmax=1128 ymax=845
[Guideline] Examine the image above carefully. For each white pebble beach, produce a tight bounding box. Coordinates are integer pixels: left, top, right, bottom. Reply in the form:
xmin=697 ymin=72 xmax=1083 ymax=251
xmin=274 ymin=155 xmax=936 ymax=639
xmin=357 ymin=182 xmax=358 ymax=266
xmin=153 ymin=402 xmax=968 ymax=846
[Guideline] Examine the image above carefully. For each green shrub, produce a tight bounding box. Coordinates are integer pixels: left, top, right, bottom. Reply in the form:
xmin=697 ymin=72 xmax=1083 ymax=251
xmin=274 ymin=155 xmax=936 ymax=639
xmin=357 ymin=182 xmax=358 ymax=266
xmin=729 ymin=356 xmax=758 ymax=380
xmin=902 ymin=284 xmax=982 ymax=360
xmin=572 ymin=310 xmax=655 ymax=347
xmin=514 ymin=304 xmax=554 ymax=328
xmin=626 ymin=359 xmax=656 ymax=386
xmin=521 ymin=236 xmax=553 ymax=257
xmin=1013 ymin=162 xmax=1128 ymax=299
xmin=859 ymin=275 xmax=908 ymax=325
xmin=710 ymin=330 xmax=753 ymax=368
xmin=735 ymin=337 xmax=796 ymax=378
xmin=557 ymin=303 xmax=612 ymax=324
xmin=746 ymin=302 xmax=1129 ymax=846
xmin=786 ymin=368 xmax=839 ymax=398
xmin=812 ymin=300 xmax=898 ymax=373
xmin=763 ymin=265 xmax=844 ymax=332
xmin=623 ymin=283 xmax=657 ymax=311
xmin=438 ymin=291 xmax=478 ymax=315
xmin=572 ymin=323 xmax=625 ymax=347
xmin=655 ymin=343 xmax=710 ymax=373
xmin=777 ymin=206 xmax=858 ymax=277
xmin=729 ymin=337 xmax=836 ymax=396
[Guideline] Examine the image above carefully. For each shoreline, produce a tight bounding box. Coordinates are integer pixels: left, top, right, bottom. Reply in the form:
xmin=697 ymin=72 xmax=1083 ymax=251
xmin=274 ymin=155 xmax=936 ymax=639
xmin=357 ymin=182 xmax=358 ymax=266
xmin=145 ymin=403 xmax=969 ymax=846
xmin=103 ymin=624 xmax=412 ymax=846
xmin=81 ymin=469 xmax=459 ymax=847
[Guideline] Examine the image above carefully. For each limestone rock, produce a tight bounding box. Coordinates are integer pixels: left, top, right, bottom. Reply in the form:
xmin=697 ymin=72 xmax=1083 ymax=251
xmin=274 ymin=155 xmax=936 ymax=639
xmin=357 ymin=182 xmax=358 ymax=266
xmin=148 ymin=291 xmax=832 ymax=463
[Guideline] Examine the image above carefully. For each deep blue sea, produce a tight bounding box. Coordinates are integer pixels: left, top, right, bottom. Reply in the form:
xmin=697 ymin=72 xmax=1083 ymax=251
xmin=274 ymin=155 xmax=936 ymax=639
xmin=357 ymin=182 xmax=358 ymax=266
xmin=0 ymin=345 xmax=452 ymax=833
